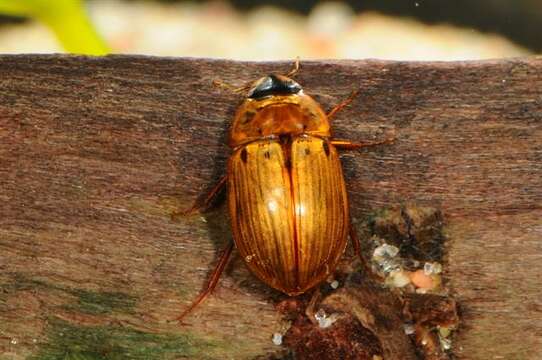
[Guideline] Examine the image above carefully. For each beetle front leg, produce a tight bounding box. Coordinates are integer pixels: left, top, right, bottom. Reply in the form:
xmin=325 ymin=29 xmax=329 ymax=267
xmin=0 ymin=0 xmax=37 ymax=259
xmin=327 ymin=89 xmax=360 ymax=121
xmin=327 ymin=89 xmax=396 ymax=150
xmin=175 ymin=175 xmax=227 ymax=218
xmin=174 ymin=240 xmax=235 ymax=323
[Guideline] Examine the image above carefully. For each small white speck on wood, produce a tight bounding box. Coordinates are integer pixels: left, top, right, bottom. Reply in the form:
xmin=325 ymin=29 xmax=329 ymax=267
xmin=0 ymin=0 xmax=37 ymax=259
xmin=272 ymin=333 xmax=283 ymax=346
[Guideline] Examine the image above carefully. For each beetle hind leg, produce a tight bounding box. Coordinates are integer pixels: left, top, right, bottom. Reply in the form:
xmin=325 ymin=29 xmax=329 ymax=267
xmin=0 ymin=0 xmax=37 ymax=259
xmin=173 ymin=240 xmax=235 ymax=323
xmin=305 ymin=288 xmax=323 ymax=325
xmin=349 ymin=222 xmax=363 ymax=262
xmin=349 ymin=223 xmax=383 ymax=281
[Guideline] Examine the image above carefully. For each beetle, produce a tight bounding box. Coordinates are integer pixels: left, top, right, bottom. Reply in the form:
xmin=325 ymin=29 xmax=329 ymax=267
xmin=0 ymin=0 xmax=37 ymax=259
xmin=176 ymin=61 xmax=393 ymax=321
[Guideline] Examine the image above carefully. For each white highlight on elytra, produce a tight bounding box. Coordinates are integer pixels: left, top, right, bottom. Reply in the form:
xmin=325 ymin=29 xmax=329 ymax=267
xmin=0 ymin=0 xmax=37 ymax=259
xmin=267 ymin=200 xmax=279 ymax=213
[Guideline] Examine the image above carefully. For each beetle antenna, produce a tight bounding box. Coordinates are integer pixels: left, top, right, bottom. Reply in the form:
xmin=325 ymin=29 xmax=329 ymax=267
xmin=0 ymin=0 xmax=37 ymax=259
xmin=213 ymin=79 xmax=253 ymax=94
xmin=286 ymin=57 xmax=301 ymax=78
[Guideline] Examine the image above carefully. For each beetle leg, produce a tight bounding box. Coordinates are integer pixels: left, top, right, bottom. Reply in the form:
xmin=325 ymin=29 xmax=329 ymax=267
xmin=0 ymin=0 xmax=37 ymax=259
xmin=331 ymin=135 xmax=395 ymax=150
xmin=349 ymin=223 xmax=384 ymax=281
xmin=174 ymin=240 xmax=235 ymax=323
xmin=176 ymin=175 xmax=227 ymax=217
xmin=349 ymin=222 xmax=364 ymax=262
xmin=305 ymin=287 xmax=323 ymax=325
xmin=326 ymin=89 xmax=360 ymax=120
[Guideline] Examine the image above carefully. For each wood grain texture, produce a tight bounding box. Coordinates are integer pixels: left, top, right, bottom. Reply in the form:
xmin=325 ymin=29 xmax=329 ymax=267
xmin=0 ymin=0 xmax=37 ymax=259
xmin=0 ymin=55 xmax=541 ymax=359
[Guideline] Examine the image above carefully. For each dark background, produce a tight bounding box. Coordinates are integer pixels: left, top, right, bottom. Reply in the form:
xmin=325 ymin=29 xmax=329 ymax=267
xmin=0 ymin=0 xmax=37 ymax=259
xmin=1 ymin=0 xmax=540 ymax=51
xmin=228 ymin=0 xmax=541 ymax=52
xmin=212 ymin=0 xmax=541 ymax=52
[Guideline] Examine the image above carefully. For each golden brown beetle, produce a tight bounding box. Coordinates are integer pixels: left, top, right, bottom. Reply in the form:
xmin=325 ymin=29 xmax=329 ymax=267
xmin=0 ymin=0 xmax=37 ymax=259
xmin=177 ymin=62 xmax=392 ymax=321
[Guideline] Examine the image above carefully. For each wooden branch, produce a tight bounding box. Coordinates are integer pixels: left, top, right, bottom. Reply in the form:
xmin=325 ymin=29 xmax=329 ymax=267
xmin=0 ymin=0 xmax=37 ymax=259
xmin=0 ymin=55 xmax=541 ymax=359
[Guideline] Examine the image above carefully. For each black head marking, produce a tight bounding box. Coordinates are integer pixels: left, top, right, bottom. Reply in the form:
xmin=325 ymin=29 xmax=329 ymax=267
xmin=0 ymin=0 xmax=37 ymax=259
xmin=248 ymin=74 xmax=302 ymax=99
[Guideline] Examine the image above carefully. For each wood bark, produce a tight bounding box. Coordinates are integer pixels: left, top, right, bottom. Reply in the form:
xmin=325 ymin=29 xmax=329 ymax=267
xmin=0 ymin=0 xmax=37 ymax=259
xmin=0 ymin=55 xmax=541 ymax=359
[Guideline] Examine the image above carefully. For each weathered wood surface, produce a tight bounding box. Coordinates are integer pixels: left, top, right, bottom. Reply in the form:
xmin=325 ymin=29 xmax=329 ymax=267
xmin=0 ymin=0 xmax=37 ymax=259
xmin=0 ymin=55 xmax=541 ymax=359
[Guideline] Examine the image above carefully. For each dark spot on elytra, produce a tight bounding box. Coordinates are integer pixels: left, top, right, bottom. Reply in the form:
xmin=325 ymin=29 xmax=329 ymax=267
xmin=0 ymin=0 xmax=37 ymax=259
xmin=305 ymin=109 xmax=318 ymax=120
xmin=305 ymin=148 xmax=311 ymax=155
xmin=241 ymin=148 xmax=248 ymax=163
xmin=323 ymin=141 xmax=330 ymax=157
xmin=264 ymin=151 xmax=271 ymax=159
xmin=285 ymin=158 xmax=291 ymax=169
xmin=279 ymin=135 xmax=290 ymax=145
xmin=242 ymin=111 xmax=256 ymax=124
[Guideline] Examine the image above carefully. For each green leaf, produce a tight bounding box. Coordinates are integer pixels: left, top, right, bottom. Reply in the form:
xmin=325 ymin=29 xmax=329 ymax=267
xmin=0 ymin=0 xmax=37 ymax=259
xmin=0 ymin=0 xmax=109 ymax=55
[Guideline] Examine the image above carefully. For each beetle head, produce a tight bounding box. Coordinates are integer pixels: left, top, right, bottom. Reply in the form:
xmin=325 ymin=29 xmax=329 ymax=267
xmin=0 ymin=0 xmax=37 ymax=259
xmin=247 ymin=74 xmax=302 ymax=99
xmin=229 ymin=74 xmax=331 ymax=148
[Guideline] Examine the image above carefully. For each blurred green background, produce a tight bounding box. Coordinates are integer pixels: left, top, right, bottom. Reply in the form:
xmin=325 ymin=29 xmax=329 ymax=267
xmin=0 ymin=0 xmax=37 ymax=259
xmin=0 ymin=0 xmax=108 ymax=54
xmin=0 ymin=0 xmax=538 ymax=59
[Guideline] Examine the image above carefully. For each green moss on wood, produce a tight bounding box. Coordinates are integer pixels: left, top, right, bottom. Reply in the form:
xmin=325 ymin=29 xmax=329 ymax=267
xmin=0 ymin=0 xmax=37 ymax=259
xmin=64 ymin=289 xmax=136 ymax=315
xmin=1 ymin=274 xmax=136 ymax=315
xmin=30 ymin=318 xmax=219 ymax=360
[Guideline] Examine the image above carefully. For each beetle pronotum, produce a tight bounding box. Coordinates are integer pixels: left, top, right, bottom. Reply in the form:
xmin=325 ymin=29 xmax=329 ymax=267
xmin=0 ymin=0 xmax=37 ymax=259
xmin=177 ymin=61 xmax=393 ymax=321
